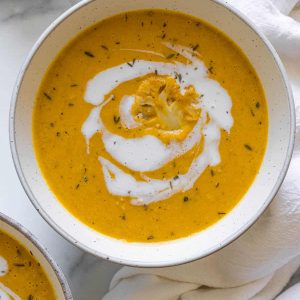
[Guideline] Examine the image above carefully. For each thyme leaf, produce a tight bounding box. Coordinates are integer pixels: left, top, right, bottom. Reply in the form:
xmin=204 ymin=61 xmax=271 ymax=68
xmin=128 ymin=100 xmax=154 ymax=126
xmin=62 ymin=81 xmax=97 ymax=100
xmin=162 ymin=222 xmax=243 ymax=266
xmin=192 ymin=44 xmax=199 ymax=51
xmin=43 ymin=92 xmax=52 ymax=100
xmin=13 ymin=263 xmax=25 ymax=267
xmin=166 ymin=53 xmax=175 ymax=59
xmin=84 ymin=51 xmax=95 ymax=58
xmin=208 ymin=66 xmax=214 ymax=74
xmin=113 ymin=115 xmax=120 ymax=123
xmin=244 ymin=144 xmax=253 ymax=151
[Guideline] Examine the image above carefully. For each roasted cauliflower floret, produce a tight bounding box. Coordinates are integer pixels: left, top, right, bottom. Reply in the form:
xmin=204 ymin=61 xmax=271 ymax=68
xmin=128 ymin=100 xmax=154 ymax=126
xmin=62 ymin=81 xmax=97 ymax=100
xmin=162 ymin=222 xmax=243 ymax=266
xmin=132 ymin=76 xmax=200 ymax=131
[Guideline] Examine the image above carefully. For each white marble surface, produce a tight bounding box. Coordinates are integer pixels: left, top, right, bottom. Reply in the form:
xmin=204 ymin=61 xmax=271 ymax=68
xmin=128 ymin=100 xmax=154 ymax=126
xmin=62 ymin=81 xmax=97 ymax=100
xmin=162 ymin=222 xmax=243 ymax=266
xmin=0 ymin=1 xmax=120 ymax=299
xmin=0 ymin=1 xmax=299 ymax=299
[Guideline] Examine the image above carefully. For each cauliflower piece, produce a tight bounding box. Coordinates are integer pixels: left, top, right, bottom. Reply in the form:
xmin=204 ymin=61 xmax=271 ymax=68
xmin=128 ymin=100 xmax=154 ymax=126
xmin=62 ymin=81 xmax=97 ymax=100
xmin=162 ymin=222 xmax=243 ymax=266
xmin=132 ymin=76 xmax=200 ymax=131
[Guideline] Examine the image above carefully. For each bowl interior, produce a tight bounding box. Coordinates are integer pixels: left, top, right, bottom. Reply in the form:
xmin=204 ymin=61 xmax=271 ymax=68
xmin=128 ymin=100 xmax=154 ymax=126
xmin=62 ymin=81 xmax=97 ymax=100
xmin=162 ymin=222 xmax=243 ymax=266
xmin=11 ymin=0 xmax=294 ymax=266
xmin=0 ymin=214 xmax=71 ymax=299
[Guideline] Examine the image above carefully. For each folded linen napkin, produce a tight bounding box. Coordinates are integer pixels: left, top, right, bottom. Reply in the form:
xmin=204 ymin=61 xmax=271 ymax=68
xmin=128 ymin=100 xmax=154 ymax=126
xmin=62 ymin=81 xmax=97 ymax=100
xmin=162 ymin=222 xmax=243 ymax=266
xmin=103 ymin=0 xmax=300 ymax=299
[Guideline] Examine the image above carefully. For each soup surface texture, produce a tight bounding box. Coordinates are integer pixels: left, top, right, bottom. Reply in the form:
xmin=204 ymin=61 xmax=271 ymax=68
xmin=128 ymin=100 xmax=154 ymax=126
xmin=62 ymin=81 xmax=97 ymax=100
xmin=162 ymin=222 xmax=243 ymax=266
xmin=0 ymin=229 xmax=56 ymax=299
xmin=33 ymin=10 xmax=268 ymax=242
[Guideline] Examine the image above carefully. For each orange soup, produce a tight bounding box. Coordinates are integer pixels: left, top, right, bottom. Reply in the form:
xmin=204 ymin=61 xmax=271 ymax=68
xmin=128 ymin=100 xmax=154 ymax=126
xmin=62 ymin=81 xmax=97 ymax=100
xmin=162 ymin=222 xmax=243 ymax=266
xmin=33 ymin=10 xmax=268 ymax=242
xmin=0 ymin=229 xmax=56 ymax=299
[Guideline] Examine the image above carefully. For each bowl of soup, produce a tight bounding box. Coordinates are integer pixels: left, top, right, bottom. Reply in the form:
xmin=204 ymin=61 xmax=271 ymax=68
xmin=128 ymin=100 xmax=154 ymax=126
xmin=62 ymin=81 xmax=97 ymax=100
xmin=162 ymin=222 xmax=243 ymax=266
xmin=10 ymin=0 xmax=295 ymax=267
xmin=0 ymin=212 xmax=72 ymax=299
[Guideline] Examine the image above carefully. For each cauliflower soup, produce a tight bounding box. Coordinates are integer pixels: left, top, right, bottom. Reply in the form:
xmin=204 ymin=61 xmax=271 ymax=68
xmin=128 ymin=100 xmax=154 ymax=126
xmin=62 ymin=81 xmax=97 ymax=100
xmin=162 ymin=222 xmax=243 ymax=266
xmin=33 ymin=10 xmax=268 ymax=242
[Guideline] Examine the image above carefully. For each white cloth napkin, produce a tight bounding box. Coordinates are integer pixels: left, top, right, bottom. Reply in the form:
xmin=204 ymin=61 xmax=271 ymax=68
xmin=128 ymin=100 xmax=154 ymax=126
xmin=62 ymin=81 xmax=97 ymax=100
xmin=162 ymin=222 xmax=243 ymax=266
xmin=103 ymin=1 xmax=300 ymax=299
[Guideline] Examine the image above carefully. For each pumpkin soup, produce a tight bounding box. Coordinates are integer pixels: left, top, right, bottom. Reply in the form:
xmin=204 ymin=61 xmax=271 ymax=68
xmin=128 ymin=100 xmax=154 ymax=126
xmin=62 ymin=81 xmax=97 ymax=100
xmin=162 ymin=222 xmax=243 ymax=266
xmin=33 ymin=10 xmax=268 ymax=242
xmin=0 ymin=229 xmax=56 ymax=299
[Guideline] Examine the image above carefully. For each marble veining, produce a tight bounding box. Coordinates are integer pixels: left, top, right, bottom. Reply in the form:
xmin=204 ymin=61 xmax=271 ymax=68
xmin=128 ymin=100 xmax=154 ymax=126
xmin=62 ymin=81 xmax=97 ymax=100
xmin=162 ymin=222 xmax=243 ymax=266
xmin=0 ymin=0 xmax=73 ymax=22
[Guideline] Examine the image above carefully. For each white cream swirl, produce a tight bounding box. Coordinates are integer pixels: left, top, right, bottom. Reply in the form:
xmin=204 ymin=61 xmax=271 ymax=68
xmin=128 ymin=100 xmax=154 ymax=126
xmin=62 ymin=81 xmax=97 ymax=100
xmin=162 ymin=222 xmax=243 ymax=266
xmin=82 ymin=43 xmax=233 ymax=205
xmin=0 ymin=256 xmax=21 ymax=300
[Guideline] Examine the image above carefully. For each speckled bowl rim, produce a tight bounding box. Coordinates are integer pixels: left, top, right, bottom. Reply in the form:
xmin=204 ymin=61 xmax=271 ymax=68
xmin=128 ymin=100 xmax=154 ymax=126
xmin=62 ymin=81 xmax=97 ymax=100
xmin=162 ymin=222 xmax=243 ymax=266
xmin=9 ymin=0 xmax=295 ymax=267
xmin=0 ymin=212 xmax=73 ymax=299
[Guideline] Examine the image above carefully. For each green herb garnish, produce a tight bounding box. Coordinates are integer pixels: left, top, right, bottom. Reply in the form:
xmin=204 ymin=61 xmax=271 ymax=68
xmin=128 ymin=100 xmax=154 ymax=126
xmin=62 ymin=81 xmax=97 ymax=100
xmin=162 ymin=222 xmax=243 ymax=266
xmin=192 ymin=44 xmax=199 ymax=51
xmin=244 ymin=144 xmax=253 ymax=151
xmin=84 ymin=51 xmax=95 ymax=58
xmin=113 ymin=115 xmax=120 ymax=123
xmin=13 ymin=263 xmax=25 ymax=267
xmin=166 ymin=53 xmax=175 ymax=59
xmin=175 ymin=72 xmax=182 ymax=83
xmin=43 ymin=92 xmax=52 ymax=100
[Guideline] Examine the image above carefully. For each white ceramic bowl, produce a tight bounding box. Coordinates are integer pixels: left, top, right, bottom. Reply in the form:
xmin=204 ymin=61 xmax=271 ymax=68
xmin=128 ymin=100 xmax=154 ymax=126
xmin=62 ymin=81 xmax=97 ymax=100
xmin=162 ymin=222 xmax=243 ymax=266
xmin=0 ymin=213 xmax=72 ymax=299
xmin=10 ymin=0 xmax=295 ymax=267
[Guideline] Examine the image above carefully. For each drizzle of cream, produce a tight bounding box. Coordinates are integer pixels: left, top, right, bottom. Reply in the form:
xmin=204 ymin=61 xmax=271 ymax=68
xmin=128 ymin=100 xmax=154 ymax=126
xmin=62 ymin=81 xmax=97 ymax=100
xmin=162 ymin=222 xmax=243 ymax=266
xmin=120 ymin=48 xmax=166 ymax=58
xmin=100 ymin=119 xmax=221 ymax=205
xmin=81 ymin=43 xmax=233 ymax=205
xmin=0 ymin=256 xmax=21 ymax=300
xmin=119 ymin=96 xmax=140 ymax=129
xmin=83 ymin=106 xmax=206 ymax=172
